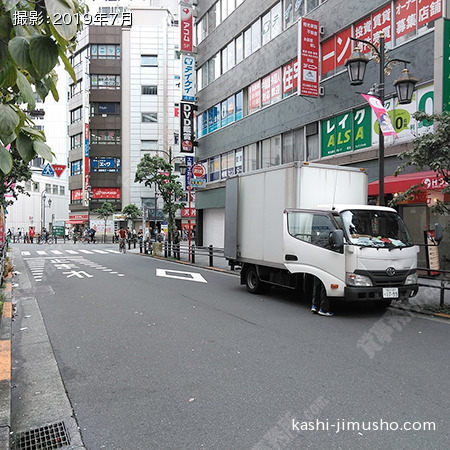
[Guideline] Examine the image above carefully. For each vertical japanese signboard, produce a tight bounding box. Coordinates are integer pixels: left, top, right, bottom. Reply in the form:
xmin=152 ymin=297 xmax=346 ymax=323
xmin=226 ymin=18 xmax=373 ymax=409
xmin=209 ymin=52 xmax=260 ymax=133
xmin=443 ymin=19 xmax=450 ymax=112
xmin=180 ymin=102 xmax=194 ymax=153
xmin=298 ymin=17 xmax=320 ymax=97
xmin=181 ymin=54 xmax=196 ymax=102
xmin=84 ymin=123 xmax=90 ymax=205
xmin=180 ymin=3 xmax=194 ymax=53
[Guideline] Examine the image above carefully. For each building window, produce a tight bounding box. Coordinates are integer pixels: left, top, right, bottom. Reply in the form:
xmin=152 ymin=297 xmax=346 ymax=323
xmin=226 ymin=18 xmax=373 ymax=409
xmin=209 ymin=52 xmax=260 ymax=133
xmin=244 ymin=143 xmax=258 ymax=172
xmin=141 ymin=55 xmax=158 ymax=66
xmin=71 ymin=133 xmax=82 ymax=150
xmin=90 ymin=44 xmax=121 ymax=59
xmin=71 ymin=160 xmax=82 ymax=175
xmin=141 ymin=113 xmax=158 ymax=123
xmin=91 ymin=129 xmax=121 ymax=144
xmin=141 ymin=140 xmax=158 ymax=151
xmin=70 ymin=106 xmax=82 ymax=124
xmin=91 ymin=74 xmax=121 ymax=89
xmin=69 ymin=80 xmax=83 ymax=98
xmin=25 ymin=181 xmax=32 ymax=191
xmin=60 ymin=186 xmax=65 ymax=196
xmin=142 ymin=85 xmax=158 ymax=95
xmin=33 ymin=182 xmax=39 ymax=192
xmin=91 ymin=102 xmax=120 ymax=116
xmin=52 ymin=185 xmax=58 ymax=195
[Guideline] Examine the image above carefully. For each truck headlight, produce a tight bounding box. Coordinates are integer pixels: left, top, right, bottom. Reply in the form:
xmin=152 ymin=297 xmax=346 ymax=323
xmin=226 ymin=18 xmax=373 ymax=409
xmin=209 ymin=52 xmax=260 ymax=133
xmin=346 ymin=273 xmax=373 ymax=287
xmin=404 ymin=273 xmax=418 ymax=285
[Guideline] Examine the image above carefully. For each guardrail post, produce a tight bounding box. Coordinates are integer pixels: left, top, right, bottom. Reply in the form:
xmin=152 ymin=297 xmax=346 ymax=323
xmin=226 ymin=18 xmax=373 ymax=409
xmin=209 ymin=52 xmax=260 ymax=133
xmin=164 ymin=241 xmax=168 ymax=258
xmin=209 ymin=245 xmax=214 ymax=267
xmin=192 ymin=245 xmax=195 ymax=264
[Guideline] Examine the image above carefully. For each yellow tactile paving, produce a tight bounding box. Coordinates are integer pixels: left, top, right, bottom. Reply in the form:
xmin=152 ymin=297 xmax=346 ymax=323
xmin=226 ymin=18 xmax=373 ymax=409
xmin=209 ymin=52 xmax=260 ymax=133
xmin=0 ymin=340 xmax=11 ymax=381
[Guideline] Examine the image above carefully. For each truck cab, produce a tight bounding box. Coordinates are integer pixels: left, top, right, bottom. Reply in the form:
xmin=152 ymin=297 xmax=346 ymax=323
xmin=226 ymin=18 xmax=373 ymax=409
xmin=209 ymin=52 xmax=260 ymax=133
xmin=283 ymin=205 xmax=419 ymax=304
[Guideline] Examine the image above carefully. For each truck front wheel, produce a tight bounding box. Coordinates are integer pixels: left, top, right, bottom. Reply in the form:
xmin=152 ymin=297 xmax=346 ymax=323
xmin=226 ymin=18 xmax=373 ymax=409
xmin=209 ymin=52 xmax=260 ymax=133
xmin=246 ymin=266 xmax=271 ymax=294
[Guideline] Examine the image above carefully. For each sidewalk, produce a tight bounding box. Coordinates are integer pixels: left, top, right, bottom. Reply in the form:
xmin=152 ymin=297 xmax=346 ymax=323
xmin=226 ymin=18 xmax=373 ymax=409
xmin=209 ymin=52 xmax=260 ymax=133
xmin=128 ymin=241 xmax=450 ymax=318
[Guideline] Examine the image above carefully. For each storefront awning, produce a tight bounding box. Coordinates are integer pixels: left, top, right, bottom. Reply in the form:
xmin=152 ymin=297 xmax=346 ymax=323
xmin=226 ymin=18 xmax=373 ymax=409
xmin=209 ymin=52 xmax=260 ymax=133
xmin=368 ymin=170 xmax=448 ymax=196
xmin=66 ymin=220 xmax=85 ymax=225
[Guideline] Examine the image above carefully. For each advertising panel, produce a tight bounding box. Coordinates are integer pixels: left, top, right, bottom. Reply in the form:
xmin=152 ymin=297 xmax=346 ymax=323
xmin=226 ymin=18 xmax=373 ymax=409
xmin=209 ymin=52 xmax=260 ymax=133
xmin=182 ymin=54 xmax=196 ymax=102
xmin=180 ymin=102 xmax=195 ymax=153
xmin=180 ymin=4 xmax=194 ymax=53
xmin=298 ymin=17 xmax=320 ymax=97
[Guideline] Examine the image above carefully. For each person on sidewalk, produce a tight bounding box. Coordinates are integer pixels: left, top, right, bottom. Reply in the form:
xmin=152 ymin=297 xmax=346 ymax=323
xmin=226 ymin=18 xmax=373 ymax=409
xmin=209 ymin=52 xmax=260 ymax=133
xmin=311 ymin=277 xmax=334 ymax=317
xmin=173 ymin=227 xmax=181 ymax=259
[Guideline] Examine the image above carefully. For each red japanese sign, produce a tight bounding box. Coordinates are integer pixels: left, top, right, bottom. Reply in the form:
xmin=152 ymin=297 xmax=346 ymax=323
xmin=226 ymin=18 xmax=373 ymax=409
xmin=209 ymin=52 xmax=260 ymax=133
xmin=249 ymin=80 xmax=261 ymax=113
xmin=181 ymin=4 xmax=194 ymax=53
xmin=71 ymin=190 xmax=83 ymax=201
xmin=372 ymin=4 xmax=392 ymax=45
xmin=283 ymin=58 xmax=299 ymax=97
xmin=395 ymin=0 xmax=417 ymax=39
xmin=92 ymin=188 xmax=121 ymax=199
xmin=261 ymin=74 xmax=271 ymax=107
xmin=270 ymin=68 xmax=282 ymax=104
xmin=335 ymin=27 xmax=352 ymax=70
xmin=298 ymin=17 xmax=320 ymax=97
xmin=354 ymin=16 xmax=372 ymax=54
xmin=418 ymin=0 xmax=442 ymax=28
xmin=321 ymin=38 xmax=335 ymax=76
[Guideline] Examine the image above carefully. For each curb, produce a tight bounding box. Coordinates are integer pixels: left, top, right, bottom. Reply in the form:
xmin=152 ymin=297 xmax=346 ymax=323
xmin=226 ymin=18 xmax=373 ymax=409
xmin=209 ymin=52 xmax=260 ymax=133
xmin=0 ymin=271 xmax=13 ymax=450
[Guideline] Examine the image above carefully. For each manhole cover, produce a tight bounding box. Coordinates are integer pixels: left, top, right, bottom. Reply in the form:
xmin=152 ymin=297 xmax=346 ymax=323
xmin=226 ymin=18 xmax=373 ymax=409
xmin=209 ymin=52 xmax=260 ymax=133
xmin=12 ymin=421 xmax=71 ymax=450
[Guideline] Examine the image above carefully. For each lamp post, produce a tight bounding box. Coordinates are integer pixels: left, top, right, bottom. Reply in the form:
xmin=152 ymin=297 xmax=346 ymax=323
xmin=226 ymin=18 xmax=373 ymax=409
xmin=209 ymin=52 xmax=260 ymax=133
xmin=179 ymin=162 xmax=194 ymax=261
xmin=86 ymin=185 xmax=93 ymax=229
xmin=345 ymin=32 xmax=418 ymax=206
xmin=41 ymin=190 xmax=52 ymax=232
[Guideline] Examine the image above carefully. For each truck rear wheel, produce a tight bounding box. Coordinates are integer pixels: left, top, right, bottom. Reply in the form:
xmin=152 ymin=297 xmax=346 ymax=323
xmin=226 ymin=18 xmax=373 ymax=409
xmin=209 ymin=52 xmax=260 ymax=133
xmin=246 ymin=266 xmax=271 ymax=294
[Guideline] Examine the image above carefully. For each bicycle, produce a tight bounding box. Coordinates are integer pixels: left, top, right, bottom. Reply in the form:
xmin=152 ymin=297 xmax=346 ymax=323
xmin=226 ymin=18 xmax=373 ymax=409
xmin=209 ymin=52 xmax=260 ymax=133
xmin=38 ymin=234 xmax=54 ymax=244
xmin=119 ymin=238 xmax=126 ymax=253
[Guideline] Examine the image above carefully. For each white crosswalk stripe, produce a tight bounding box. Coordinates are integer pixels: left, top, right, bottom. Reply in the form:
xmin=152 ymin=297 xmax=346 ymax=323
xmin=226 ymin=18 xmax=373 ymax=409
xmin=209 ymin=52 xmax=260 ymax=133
xmin=92 ymin=250 xmax=109 ymax=254
xmin=79 ymin=250 xmax=94 ymax=254
xmin=36 ymin=251 xmax=47 ymax=255
xmin=51 ymin=250 xmax=64 ymax=255
xmin=21 ymin=251 xmax=31 ymax=256
xmin=65 ymin=250 xmax=80 ymax=254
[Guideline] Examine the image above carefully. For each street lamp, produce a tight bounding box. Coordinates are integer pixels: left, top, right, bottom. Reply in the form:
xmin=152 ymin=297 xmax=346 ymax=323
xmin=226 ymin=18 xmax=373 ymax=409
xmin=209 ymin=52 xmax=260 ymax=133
xmin=41 ymin=190 xmax=52 ymax=232
xmin=86 ymin=185 xmax=93 ymax=228
xmin=345 ymin=32 xmax=418 ymax=206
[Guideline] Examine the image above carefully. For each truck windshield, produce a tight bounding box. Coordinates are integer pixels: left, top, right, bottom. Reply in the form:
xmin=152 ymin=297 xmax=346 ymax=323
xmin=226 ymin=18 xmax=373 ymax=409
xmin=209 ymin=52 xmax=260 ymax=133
xmin=340 ymin=210 xmax=414 ymax=248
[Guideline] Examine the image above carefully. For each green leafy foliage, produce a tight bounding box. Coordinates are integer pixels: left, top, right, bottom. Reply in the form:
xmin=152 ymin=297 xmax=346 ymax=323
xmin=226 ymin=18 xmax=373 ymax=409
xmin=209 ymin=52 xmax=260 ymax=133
xmin=0 ymin=0 xmax=86 ymax=177
xmin=135 ymin=154 xmax=185 ymax=237
xmin=122 ymin=203 xmax=142 ymax=221
xmin=93 ymin=201 xmax=117 ymax=241
xmin=393 ymin=111 xmax=450 ymax=216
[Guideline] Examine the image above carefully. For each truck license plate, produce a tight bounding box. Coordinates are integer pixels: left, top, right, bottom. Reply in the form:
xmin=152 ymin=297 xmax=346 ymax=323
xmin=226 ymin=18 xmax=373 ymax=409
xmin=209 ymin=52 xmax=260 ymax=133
xmin=383 ymin=288 xmax=399 ymax=298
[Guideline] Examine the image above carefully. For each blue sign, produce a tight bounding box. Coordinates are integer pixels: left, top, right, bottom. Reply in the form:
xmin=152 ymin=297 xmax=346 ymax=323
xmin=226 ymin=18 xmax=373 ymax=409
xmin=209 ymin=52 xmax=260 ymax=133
xmin=42 ymin=163 xmax=55 ymax=177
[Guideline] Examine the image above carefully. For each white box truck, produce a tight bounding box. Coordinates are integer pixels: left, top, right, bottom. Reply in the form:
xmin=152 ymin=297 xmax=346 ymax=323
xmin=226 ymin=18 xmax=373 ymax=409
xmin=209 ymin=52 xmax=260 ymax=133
xmin=225 ymin=162 xmax=423 ymax=307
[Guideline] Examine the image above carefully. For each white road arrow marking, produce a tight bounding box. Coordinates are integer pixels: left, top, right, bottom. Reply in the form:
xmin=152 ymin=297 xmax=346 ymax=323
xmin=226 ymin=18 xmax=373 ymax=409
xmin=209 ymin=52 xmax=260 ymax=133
xmin=156 ymin=268 xmax=207 ymax=283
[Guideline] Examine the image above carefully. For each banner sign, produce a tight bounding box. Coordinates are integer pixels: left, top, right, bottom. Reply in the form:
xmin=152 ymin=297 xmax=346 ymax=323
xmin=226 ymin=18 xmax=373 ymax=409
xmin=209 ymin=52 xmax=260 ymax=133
xmin=180 ymin=102 xmax=195 ymax=153
xmin=298 ymin=17 xmax=320 ymax=97
xmin=92 ymin=187 xmax=121 ymax=199
xmin=362 ymin=94 xmax=398 ymax=137
xmin=180 ymin=3 xmax=194 ymax=53
xmin=181 ymin=54 xmax=196 ymax=102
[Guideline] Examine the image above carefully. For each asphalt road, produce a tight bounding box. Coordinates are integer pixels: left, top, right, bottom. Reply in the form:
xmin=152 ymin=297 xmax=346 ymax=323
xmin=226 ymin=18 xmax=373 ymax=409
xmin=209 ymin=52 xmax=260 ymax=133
xmin=10 ymin=243 xmax=450 ymax=449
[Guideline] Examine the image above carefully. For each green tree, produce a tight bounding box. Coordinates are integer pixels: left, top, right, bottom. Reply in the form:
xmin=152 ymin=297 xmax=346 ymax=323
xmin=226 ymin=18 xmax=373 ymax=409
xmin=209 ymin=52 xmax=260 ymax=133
xmin=0 ymin=146 xmax=31 ymax=207
xmin=134 ymin=154 xmax=185 ymax=241
xmin=0 ymin=0 xmax=85 ymax=177
xmin=122 ymin=203 xmax=142 ymax=226
xmin=393 ymin=111 xmax=450 ymax=216
xmin=93 ymin=201 xmax=116 ymax=242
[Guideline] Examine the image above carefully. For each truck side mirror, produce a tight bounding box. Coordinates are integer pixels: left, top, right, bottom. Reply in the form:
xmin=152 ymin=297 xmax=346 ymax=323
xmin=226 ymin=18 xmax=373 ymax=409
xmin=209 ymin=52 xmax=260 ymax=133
xmin=330 ymin=229 xmax=344 ymax=252
xmin=434 ymin=223 xmax=443 ymax=244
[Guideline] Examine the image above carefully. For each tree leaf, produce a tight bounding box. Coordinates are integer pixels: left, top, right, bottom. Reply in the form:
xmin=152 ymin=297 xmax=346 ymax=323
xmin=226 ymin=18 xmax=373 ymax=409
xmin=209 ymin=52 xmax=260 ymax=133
xmin=16 ymin=132 xmax=36 ymax=163
xmin=58 ymin=45 xmax=76 ymax=83
xmin=0 ymin=58 xmax=17 ymax=87
xmin=0 ymin=14 xmax=12 ymax=40
xmin=3 ymin=0 xmax=21 ymax=12
xmin=8 ymin=36 xmax=32 ymax=69
xmin=0 ymin=146 xmax=13 ymax=174
xmin=45 ymin=0 xmax=78 ymax=41
xmin=33 ymin=140 xmax=53 ymax=162
xmin=29 ymin=36 xmax=59 ymax=77
xmin=16 ymin=71 xmax=36 ymax=110
xmin=0 ymin=104 xmax=19 ymax=136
